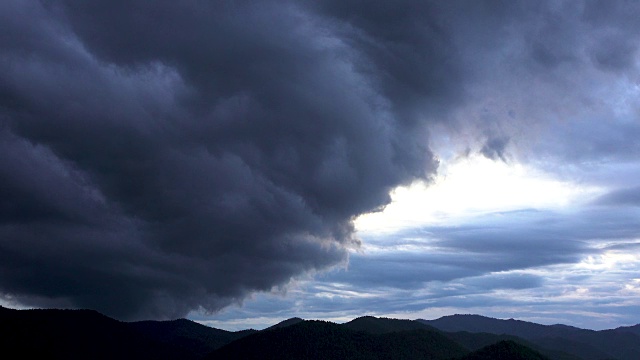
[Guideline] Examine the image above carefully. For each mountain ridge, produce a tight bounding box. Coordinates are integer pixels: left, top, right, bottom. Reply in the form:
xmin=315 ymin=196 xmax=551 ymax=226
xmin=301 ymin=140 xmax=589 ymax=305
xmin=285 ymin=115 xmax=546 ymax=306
xmin=209 ymin=319 xmax=469 ymax=360
xmin=2 ymin=306 xmax=639 ymax=360
xmin=343 ymin=315 xmax=439 ymax=334
xmin=264 ymin=316 xmax=304 ymax=330
xmin=421 ymin=314 xmax=640 ymax=360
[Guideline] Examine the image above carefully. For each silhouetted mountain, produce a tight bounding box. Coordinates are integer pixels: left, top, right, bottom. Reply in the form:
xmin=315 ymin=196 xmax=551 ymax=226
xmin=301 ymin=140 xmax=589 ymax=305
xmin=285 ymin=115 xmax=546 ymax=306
xmin=422 ymin=314 xmax=640 ymax=360
xmin=459 ymin=340 xmax=550 ymax=360
xmin=421 ymin=314 xmax=581 ymax=339
xmin=615 ymin=323 xmax=640 ymax=336
xmin=340 ymin=316 xmax=574 ymax=359
xmin=378 ymin=328 xmax=468 ymax=360
xmin=264 ymin=317 xmax=304 ymax=330
xmin=445 ymin=331 xmax=580 ymax=360
xmin=0 ymin=306 xmax=183 ymax=359
xmin=560 ymin=328 xmax=640 ymax=360
xmin=444 ymin=330 xmax=531 ymax=351
xmin=0 ymin=306 xmax=252 ymax=359
xmin=342 ymin=315 xmax=437 ymax=334
xmin=130 ymin=318 xmax=255 ymax=357
xmin=3 ymin=306 xmax=639 ymax=360
xmin=532 ymin=336 xmax=615 ymax=360
xmin=209 ymin=320 xmax=468 ymax=360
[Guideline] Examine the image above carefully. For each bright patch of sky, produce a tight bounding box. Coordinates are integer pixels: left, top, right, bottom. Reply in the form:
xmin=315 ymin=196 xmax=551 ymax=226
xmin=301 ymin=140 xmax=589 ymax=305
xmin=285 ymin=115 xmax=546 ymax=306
xmin=355 ymin=154 xmax=603 ymax=233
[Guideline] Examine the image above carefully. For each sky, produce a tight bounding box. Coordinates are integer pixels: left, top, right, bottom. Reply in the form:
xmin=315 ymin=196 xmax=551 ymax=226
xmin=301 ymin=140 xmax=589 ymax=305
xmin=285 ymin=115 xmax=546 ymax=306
xmin=1 ymin=0 xmax=640 ymax=331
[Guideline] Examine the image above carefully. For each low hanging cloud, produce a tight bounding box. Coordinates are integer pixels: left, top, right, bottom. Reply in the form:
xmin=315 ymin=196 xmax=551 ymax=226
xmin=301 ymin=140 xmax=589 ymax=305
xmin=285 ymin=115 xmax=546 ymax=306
xmin=0 ymin=0 xmax=453 ymax=319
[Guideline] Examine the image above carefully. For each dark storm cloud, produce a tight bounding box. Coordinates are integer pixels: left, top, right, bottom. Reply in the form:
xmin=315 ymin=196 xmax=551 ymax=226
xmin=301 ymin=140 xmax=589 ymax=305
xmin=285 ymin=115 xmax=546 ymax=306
xmin=435 ymin=0 xmax=640 ymax=166
xmin=0 ymin=0 xmax=462 ymax=319
xmin=3 ymin=0 xmax=640 ymax=321
xmin=311 ymin=0 xmax=469 ymax=118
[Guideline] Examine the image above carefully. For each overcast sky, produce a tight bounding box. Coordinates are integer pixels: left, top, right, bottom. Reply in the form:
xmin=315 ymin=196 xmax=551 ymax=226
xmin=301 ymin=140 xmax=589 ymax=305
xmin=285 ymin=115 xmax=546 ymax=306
xmin=2 ymin=0 xmax=640 ymax=330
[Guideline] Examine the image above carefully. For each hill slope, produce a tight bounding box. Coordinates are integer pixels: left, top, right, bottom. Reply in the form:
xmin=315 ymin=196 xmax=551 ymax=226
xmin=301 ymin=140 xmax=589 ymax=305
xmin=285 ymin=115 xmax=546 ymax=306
xmin=0 ymin=306 xmax=252 ymax=359
xmin=264 ymin=317 xmax=304 ymax=330
xmin=460 ymin=340 xmax=550 ymax=360
xmin=0 ymin=306 xmax=182 ymax=359
xmin=130 ymin=318 xmax=255 ymax=357
xmin=209 ymin=320 xmax=468 ymax=360
xmin=422 ymin=314 xmax=640 ymax=360
xmin=421 ymin=314 xmax=581 ymax=339
xmin=342 ymin=315 xmax=437 ymax=334
xmin=4 ymin=306 xmax=640 ymax=360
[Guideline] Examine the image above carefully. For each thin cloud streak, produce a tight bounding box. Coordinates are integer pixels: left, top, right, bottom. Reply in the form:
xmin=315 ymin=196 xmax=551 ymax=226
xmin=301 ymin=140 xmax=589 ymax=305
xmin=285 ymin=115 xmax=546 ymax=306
xmin=202 ymin=202 xmax=640 ymax=330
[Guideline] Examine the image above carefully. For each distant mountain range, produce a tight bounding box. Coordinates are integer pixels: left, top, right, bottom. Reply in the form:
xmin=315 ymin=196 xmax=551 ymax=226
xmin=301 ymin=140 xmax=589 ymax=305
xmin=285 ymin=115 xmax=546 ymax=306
xmin=1 ymin=306 xmax=638 ymax=359
xmin=420 ymin=314 xmax=640 ymax=360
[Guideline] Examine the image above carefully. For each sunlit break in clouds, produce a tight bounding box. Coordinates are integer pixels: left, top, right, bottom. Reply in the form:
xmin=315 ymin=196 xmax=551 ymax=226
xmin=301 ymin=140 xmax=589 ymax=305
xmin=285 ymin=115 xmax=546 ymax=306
xmin=356 ymin=154 xmax=603 ymax=232
xmin=1 ymin=0 xmax=640 ymax=331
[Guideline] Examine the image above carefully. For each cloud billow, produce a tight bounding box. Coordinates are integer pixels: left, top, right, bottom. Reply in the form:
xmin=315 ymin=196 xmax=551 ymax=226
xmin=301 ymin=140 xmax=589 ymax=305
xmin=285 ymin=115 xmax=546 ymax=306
xmin=0 ymin=0 xmax=449 ymax=319
xmin=3 ymin=0 xmax=640 ymax=322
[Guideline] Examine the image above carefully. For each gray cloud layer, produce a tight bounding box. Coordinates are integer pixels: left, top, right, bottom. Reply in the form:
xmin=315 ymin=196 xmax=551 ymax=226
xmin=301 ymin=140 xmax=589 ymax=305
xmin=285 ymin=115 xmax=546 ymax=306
xmin=2 ymin=0 xmax=640 ymax=320
xmin=202 ymin=203 xmax=640 ymax=330
xmin=0 ymin=0 xmax=448 ymax=319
